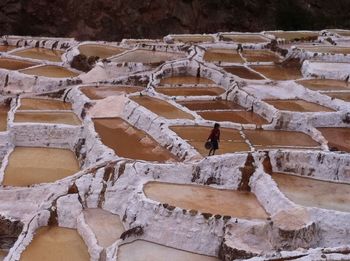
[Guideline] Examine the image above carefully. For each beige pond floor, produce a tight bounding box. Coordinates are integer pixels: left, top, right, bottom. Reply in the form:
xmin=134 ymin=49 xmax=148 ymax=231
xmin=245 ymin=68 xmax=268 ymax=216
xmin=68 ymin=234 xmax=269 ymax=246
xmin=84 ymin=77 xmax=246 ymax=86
xmin=0 ymin=58 xmax=38 ymax=70
xmin=198 ymin=111 xmax=268 ymax=125
xmin=0 ymin=105 xmax=8 ymax=132
xmin=131 ymin=96 xmax=194 ymax=120
xmin=244 ymin=130 xmax=319 ymax=150
xmin=111 ymin=49 xmax=185 ymax=64
xmin=264 ymin=99 xmax=334 ymax=112
xmin=20 ymin=226 xmax=89 ymax=261
xmin=78 ymin=44 xmax=127 ymax=59
xmin=93 ymin=118 xmax=177 ymax=162
xmin=242 ymin=50 xmax=281 ymax=63
xmin=323 ymin=92 xmax=350 ymax=102
xmin=118 ymin=240 xmax=219 ymax=261
xmin=250 ymin=64 xmax=302 ymax=81
xmin=221 ymin=34 xmax=270 ymax=43
xmin=204 ymin=49 xmax=244 ymax=63
xmin=19 ymin=98 xmax=72 ymax=110
xmin=297 ymin=79 xmax=350 ymax=91
xmin=144 ymin=182 xmax=268 ymax=219
xmin=3 ymin=147 xmax=80 ymax=187
xmin=11 ymin=48 xmax=64 ymax=62
xmin=271 ymin=173 xmax=350 ymax=212
xmin=156 ymin=87 xmax=225 ymax=97
xmin=170 ymin=126 xmax=250 ymax=155
xmin=300 ymin=46 xmax=350 ymax=54
xmin=318 ymin=127 xmax=350 ymax=152
xmin=171 ymin=35 xmax=214 ymax=43
xmin=20 ymin=65 xmax=79 ymax=78
xmin=15 ymin=112 xmax=81 ymax=125
xmin=81 ymin=86 xmax=144 ymax=100
xmin=223 ymin=66 xmax=265 ymax=80
xmin=179 ymin=100 xmax=243 ymax=111
xmin=268 ymin=31 xmax=319 ymax=41
xmin=160 ymin=76 xmax=215 ymax=85
xmin=83 ymin=209 xmax=125 ymax=248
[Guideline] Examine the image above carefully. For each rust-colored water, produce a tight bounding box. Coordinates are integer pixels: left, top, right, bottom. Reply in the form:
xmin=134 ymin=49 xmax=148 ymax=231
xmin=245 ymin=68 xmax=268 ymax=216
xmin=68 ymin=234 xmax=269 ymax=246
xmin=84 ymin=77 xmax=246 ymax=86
xmin=297 ymin=79 xmax=350 ymax=91
xmin=268 ymin=31 xmax=319 ymax=41
xmin=272 ymin=173 xmax=350 ymax=212
xmin=156 ymin=87 xmax=225 ymax=97
xmin=12 ymin=48 xmax=64 ymax=62
xmin=78 ymin=44 xmax=127 ymax=59
xmin=144 ymin=182 xmax=268 ymax=219
xmin=179 ymin=100 xmax=243 ymax=111
xmin=20 ymin=65 xmax=79 ymax=78
xmin=199 ymin=111 xmax=268 ymax=125
xmin=0 ymin=105 xmax=8 ymax=132
xmin=221 ymin=34 xmax=270 ymax=43
xmin=3 ymin=147 xmax=80 ymax=187
xmin=19 ymin=98 xmax=71 ymax=110
xmin=83 ymin=209 xmax=124 ymax=248
xmin=203 ymin=49 xmax=244 ymax=63
xmin=0 ymin=58 xmax=37 ymax=70
xmin=264 ymin=99 xmax=334 ymax=112
xmin=243 ymin=130 xmax=319 ymax=149
xmin=20 ymin=226 xmax=89 ymax=261
xmin=250 ymin=65 xmax=302 ymax=80
xmin=318 ymin=128 xmax=350 ymax=152
xmin=224 ymin=66 xmax=264 ymax=80
xmin=111 ymin=50 xmax=185 ymax=64
xmin=160 ymin=76 xmax=215 ymax=85
xmin=15 ymin=112 xmax=81 ymax=125
xmin=0 ymin=45 xmax=16 ymax=52
xmin=242 ymin=50 xmax=281 ymax=63
xmin=93 ymin=118 xmax=177 ymax=162
xmin=172 ymin=35 xmax=214 ymax=43
xmin=324 ymin=92 xmax=350 ymax=102
xmin=130 ymin=96 xmax=194 ymax=120
xmin=118 ymin=240 xmax=219 ymax=261
xmin=80 ymin=86 xmax=144 ymax=99
xmin=170 ymin=126 xmax=250 ymax=155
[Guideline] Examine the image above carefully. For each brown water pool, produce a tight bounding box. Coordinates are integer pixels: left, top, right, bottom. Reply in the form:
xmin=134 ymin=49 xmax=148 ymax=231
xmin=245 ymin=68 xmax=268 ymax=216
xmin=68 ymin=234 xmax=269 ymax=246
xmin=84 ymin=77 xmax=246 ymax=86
xmin=20 ymin=226 xmax=89 ymax=261
xmin=242 ymin=50 xmax=281 ymax=63
xmin=171 ymin=35 xmax=214 ymax=43
xmin=3 ymin=147 xmax=80 ymax=187
xmin=111 ymin=50 xmax=185 ymax=64
xmin=83 ymin=209 xmax=124 ymax=248
xmin=243 ymin=130 xmax=319 ymax=150
xmin=15 ymin=112 xmax=81 ymax=125
xmin=144 ymin=182 xmax=268 ymax=219
xmin=170 ymin=126 xmax=250 ymax=155
xmin=221 ymin=34 xmax=270 ymax=44
xmin=19 ymin=98 xmax=71 ymax=110
xmin=199 ymin=111 xmax=268 ymax=125
xmin=118 ymin=240 xmax=219 ymax=261
xmin=0 ymin=250 xmax=7 ymax=260
xmin=264 ymin=99 xmax=334 ymax=112
xmin=160 ymin=76 xmax=215 ymax=85
xmin=156 ymin=87 xmax=225 ymax=97
xmin=301 ymin=46 xmax=350 ymax=54
xmin=271 ymin=173 xmax=350 ymax=212
xmin=250 ymin=65 xmax=302 ymax=81
xmin=20 ymin=65 xmax=79 ymax=78
xmin=0 ymin=45 xmax=16 ymax=52
xmin=0 ymin=105 xmax=9 ymax=131
xmin=318 ymin=128 xmax=350 ymax=152
xmin=223 ymin=66 xmax=264 ymax=80
xmin=297 ymin=79 xmax=350 ymax=91
xmin=130 ymin=96 xmax=194 ymax=120
xmin=323 ymin=92 xmax=350 ymax=102
xmin=80 ymin=85 xmax=144 ymax=99
xmin=0 ymin=58 xmax=38 ymax=70
xmin=93 ymin=118 xmax=177 ymax=162
xmin=179 ymin=100 xmax=243 ymax=111
xmin=11 ymin=48 xmax=64 ymax=62
xmin=268 ymin=31 xmax=319 ymax=41
xmin=78 ymin=44 xmax=127 ymax=59
xmin=203 ymin=49 xmax=244 ymax=63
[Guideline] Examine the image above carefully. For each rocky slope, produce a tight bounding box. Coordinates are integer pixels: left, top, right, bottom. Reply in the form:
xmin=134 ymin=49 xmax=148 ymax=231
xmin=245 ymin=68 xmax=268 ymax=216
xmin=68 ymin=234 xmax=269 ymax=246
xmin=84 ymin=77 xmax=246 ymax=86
xmin=1 ymin=0 xmax=350 ymax=41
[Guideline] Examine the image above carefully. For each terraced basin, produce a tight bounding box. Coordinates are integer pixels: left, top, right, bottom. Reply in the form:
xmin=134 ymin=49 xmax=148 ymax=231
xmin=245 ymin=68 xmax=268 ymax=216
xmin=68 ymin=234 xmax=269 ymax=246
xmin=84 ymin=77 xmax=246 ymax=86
xmin=118 ymin=240 xmax=219 ymax=261
xmin=297 ymin=79 xmax=350 ymax=91
xmin=170 ymin=126 xmax=250 ymax=155
xmin=20 ymin=65 xmax=79 ymax=78
xmin=78 ymin=44 xmax=127 ymax=59
xmin=131 ymin=96 xmax=194 ymax=119
xmin=11 ymin=48 xmax=64 ymax=62
xmin=111 ymin=49 xmax=185 ymax=64
xmin=318 ymin=127 xmax=350 ymax=152
xmin=268 ymin=31 xmax=319 ymax=42
xmin=14 ymin=112 xmax=81 ymax=125
xmin=0 ymin=45 xmax=16 ymax=52
xmin=198 ymin=111 xmax=268 ymax=125
xmin=224 ymin=66 xmax=264 ymax=80
xmin=20 ymin=226 xmax=89 ymax=261
xmin=264 ymin=99 xmax=334 ymax=112
xmin=3 ymin=147 xmax=80 ymax=186
xmin=160 ymin=76 xmax=215 ymax=85
xmin=81 ymin=85 xmax=144 ymax=99
xmin=0 ymin=58 xmax=37 ymax=71
xmin=179 ymin=100 xmax=243 ymax=111
xmin=156 ymin=87 xmax=225 ymax=97
xmin=0 ymin=105 xmax=9 ymax=132
xmin=221 ymin=34 xmax=270 ymax=43
xmin=144 ymin=182 xmax=268 ymax=219
xmin=250 ymin=64 xmax=302 ymax=80
xmin=271 ymin=172 xmax=350 ymax=212
xmin=171 ymin=35 xmax=214 ymax=43
xmin=18 ymin=98 xmax=71 ymax=110
xmin=242 ymin=50 xmax=281 ymax=63
xmin=93 ymin=118 xmax=177 ymax=162
xmin=323 ymin=92 xmax=350 ymax=102
xmin=300 ymin=46 xmax=350 ymax=54
xmin=204 ymin=49 xmax=244 ymax=63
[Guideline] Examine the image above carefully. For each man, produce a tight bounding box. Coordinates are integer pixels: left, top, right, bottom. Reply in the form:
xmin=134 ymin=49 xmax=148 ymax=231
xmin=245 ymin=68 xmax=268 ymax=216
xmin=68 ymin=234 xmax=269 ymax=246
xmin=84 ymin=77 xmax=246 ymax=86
xmin=207 ymin=123 xmax=220 ymax=156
